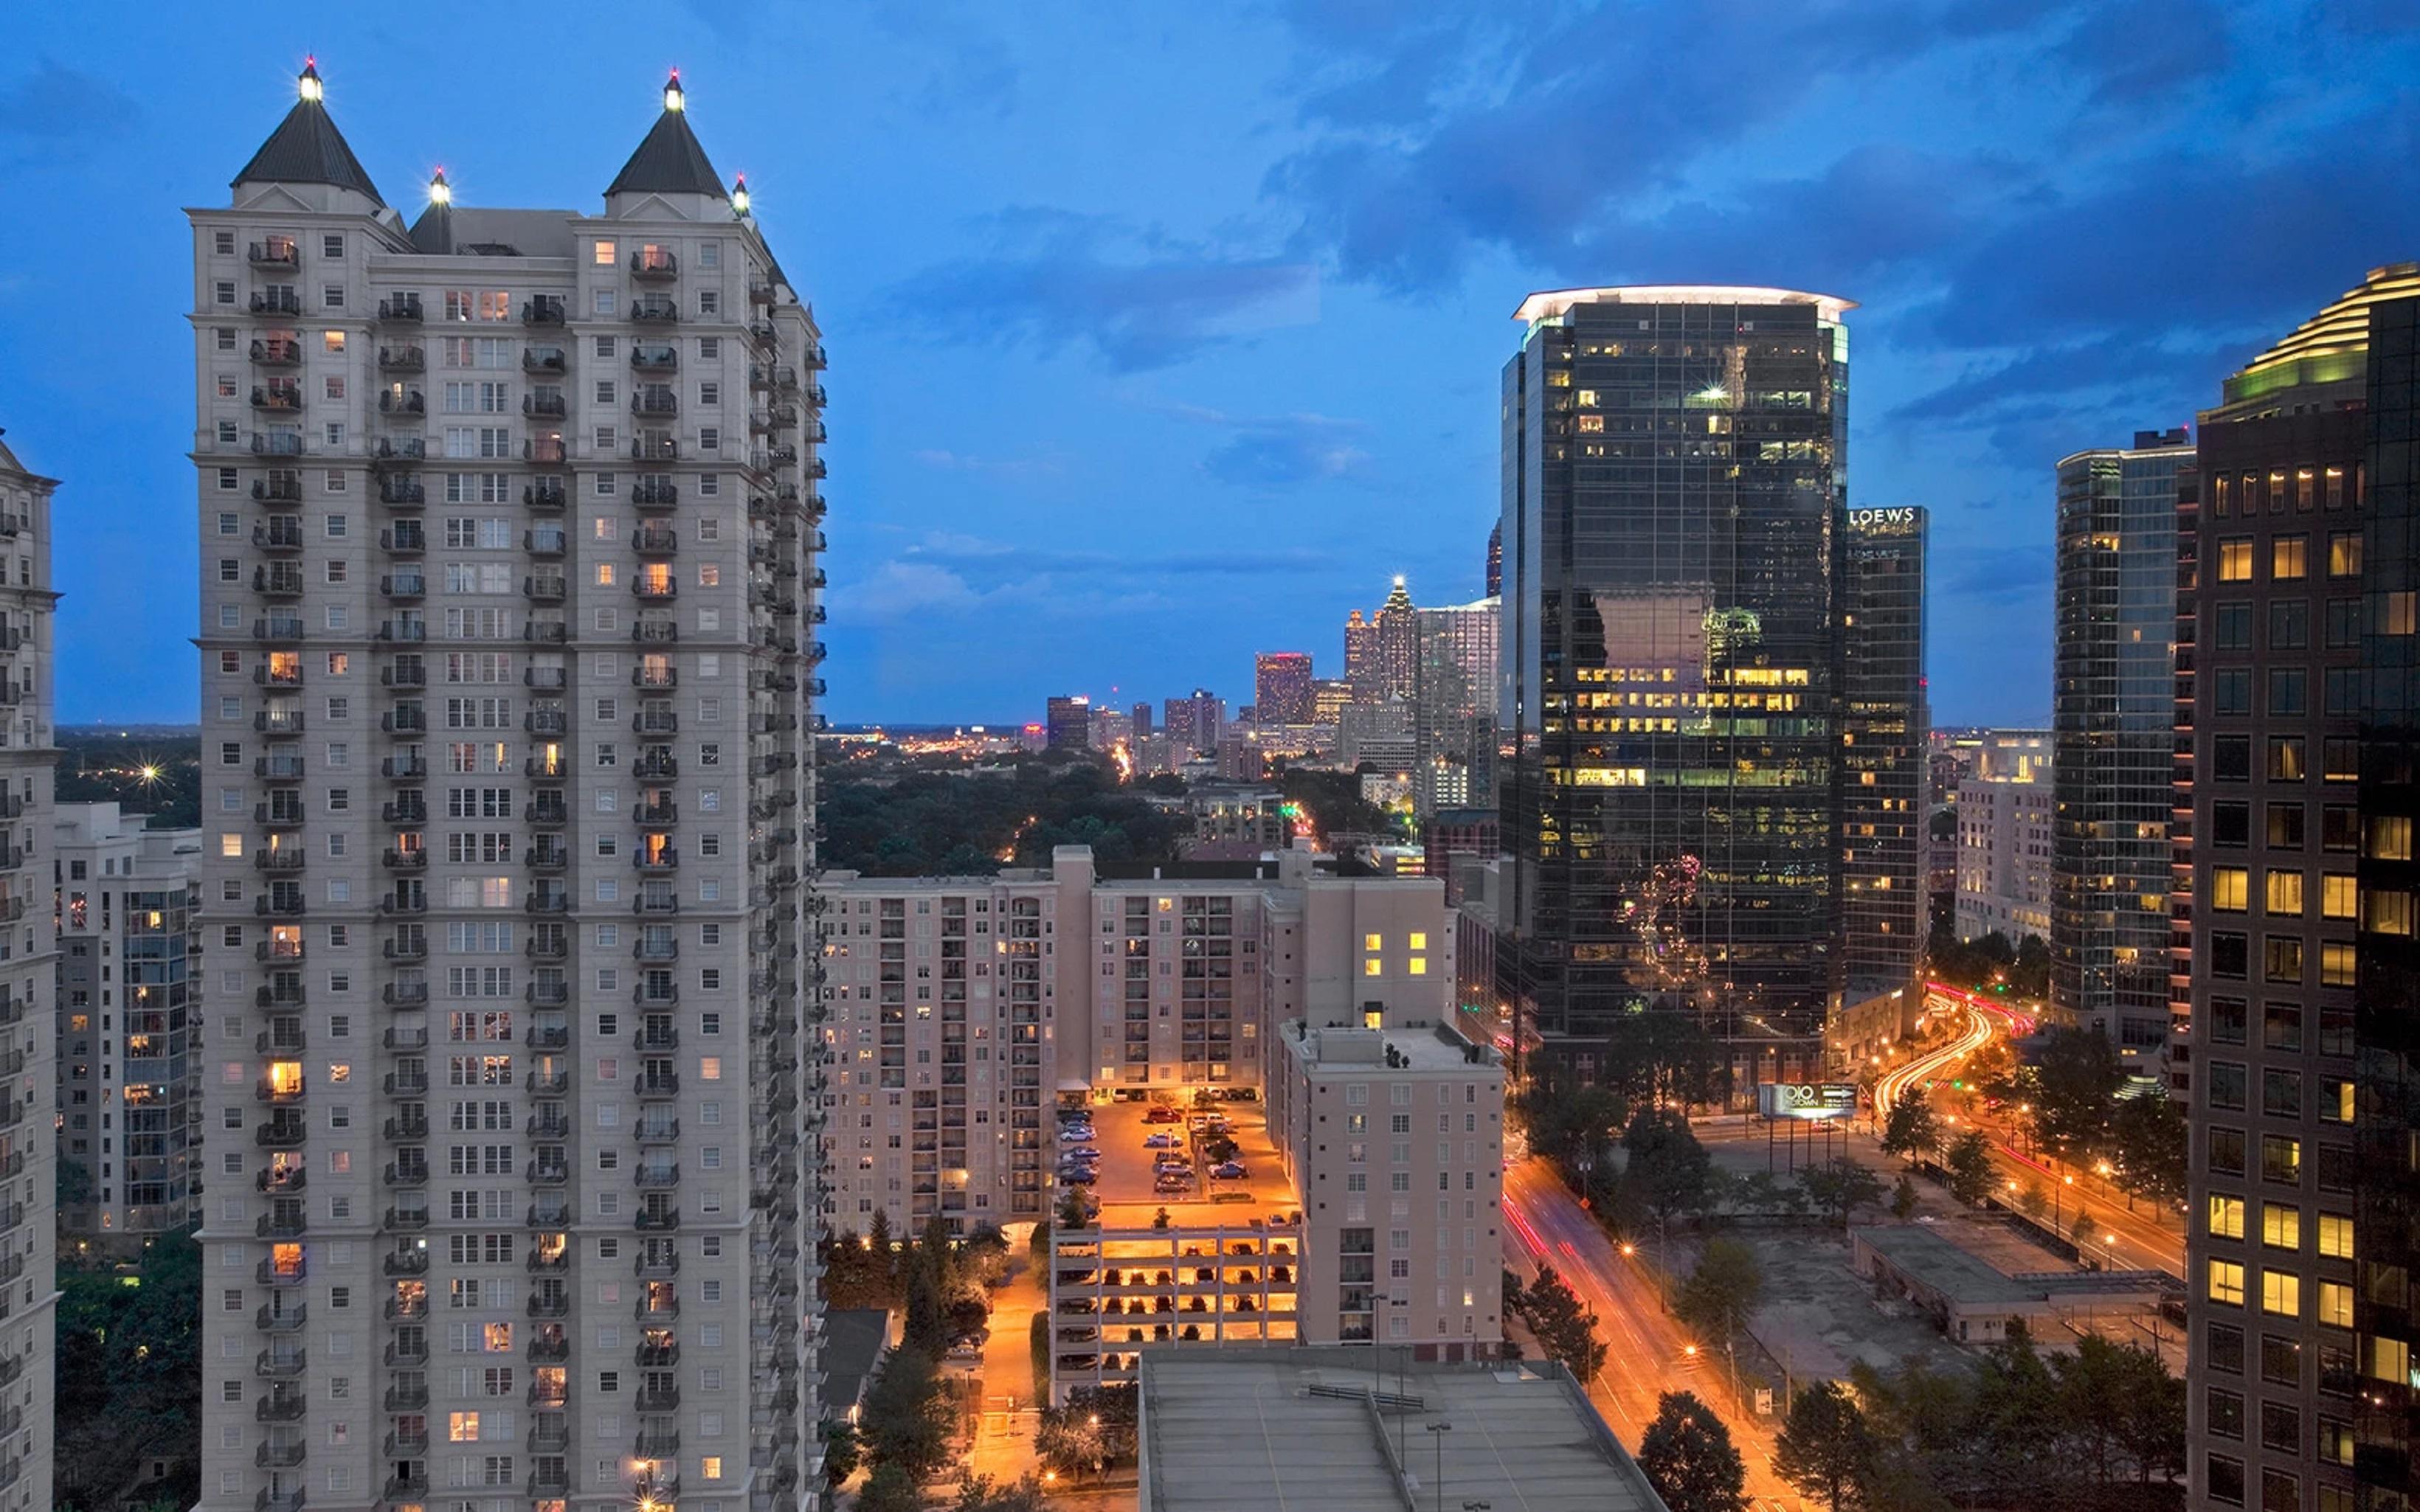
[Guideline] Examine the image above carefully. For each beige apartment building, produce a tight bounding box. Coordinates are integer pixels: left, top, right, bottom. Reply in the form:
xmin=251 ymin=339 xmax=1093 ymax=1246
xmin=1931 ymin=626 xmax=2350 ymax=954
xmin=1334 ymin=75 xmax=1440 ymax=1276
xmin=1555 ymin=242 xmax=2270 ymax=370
xmin=0 ymin=429 xmax=58 ymax=1512
xmin=52 ymin=802 xmax=204 ymax=1246
xmin=190 ymin=64 xmax=826 ymax=1512
xmin=816 ymin=846 xmax=1453 ymax=1235
xmin=1955 ymin=732 xmax=2054 ymax=944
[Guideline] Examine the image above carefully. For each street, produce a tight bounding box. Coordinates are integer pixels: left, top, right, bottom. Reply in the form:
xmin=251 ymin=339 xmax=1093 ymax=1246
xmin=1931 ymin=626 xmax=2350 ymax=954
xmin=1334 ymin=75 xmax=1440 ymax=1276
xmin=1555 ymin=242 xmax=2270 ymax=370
xmin=1501 ymin=1159 xmax=1804 ymax=1512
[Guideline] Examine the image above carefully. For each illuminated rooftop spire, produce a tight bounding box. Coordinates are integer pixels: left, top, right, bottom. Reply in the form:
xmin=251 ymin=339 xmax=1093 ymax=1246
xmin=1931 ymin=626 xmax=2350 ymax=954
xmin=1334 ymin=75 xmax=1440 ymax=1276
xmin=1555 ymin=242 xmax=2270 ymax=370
xmin=663 ymin=69 xmax=685 ymax=113
xmin=427 ymin=167 xmax=452 ymax=207
xmin=730 ymin=173 xmax=750 ymax=216
xmin=297 ymin=58 xmax=323 ymax=103
xmin=232 ymin=55 xmax=385 ymax=207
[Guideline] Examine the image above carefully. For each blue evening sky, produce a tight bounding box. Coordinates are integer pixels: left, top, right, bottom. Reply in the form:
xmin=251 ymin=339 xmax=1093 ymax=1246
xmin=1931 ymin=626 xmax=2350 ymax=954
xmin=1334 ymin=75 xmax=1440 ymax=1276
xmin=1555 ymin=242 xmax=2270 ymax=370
xmin=4 ymin=1 xmax=2416 ymax=726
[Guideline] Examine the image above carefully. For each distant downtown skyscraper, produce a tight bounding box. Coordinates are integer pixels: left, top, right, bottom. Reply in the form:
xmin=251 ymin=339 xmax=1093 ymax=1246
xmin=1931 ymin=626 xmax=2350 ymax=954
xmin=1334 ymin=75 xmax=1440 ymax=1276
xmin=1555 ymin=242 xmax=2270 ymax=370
xmin=1498 ymin=285 xmax=1856 ymax=1086
xmin=1836 ymin=504 xmax=1929 ymax=990
xmin=2051 ymin=427 xmax=2192 ymax=1085
xmin=1253 ymin=652 xmax=1314 ymax=727
xmin=1162 ymin=688 xmax=1222 ymax=757
xmin=190 ymin=63 xmax=826 ymax=1512
xmin=1374 ymin=576 xmax=1418 ymax=702
xmin=1045 ymin=693 xmax=1093 ymax=750
xmin=2181 ymin=262 xmax=2420 ymax=1512
xmin=1485 ymin=520 xmax=1502 ymax=599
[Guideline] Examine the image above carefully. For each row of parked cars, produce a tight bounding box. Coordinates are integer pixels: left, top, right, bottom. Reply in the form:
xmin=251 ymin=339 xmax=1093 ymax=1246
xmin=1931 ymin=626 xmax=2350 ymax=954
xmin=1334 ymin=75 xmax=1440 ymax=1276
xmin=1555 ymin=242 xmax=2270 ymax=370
xmin=1056 ymin=1101 xmax=1251 ymax=1195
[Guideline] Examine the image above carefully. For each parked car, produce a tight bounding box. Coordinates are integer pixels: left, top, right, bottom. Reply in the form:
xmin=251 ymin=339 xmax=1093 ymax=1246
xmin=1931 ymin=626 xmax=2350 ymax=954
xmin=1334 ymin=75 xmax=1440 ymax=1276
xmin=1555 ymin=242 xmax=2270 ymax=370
xmin=1061 ymin=1146 xmax=1100 ymax=1161
xmin=1143 ymin=1132 xmax=1179 ymax=1149
xmin=1212 ymin=1160 xmax=1248 ymax=1179
xmin=1061 ymin=1167 xmax=1099 ymax=1185
xmin=1144 ymin=1106 xmax=1182 ymax=1124
xmin=1153 ymin=1174 xmax=1192 ymax=1193
xmin=1155 ymin=1157 xmax=1192 ymax=1174
xmin=1058 ymin=1125 xmax=1097 ymax=1142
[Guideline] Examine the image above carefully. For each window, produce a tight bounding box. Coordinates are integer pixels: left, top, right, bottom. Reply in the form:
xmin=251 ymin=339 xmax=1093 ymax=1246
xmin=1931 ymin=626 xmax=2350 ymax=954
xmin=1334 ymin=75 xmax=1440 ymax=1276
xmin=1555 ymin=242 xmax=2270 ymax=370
xmin=2317 ymin=1279 xmax=2352 ymax=1329
xmin=2267 ymin=599 xmax=2308 ymax=651
xmin=2261 ymin=1134 xmax=2300 ymax=1184
xmin=2326 ymin=530 xmax=2361 ymax=577
xmin=2216 ymin=538 xmax=2254 ymax=581
xmin=2208 ymin=1259 xmax=2244 ymax=1305
xmin=2210 ymin=1126 xmax=2246 ymax=1176
xmin=2208 ymin=1194 xmax=2245 ymax=1240
xmin=2214 ymin=667 xmax=2252 ymax=715
xmin=2261 ymin=1269 xmax=2300 ymax=1317
xmin=2213 ymin=601 xmax=2252 ymax=650
xmin=2317 ymin=1212 xmax=2352 ymax=1260
xmin=2208 ymin=1321 xmax=2244 ymax=1374
xmin=2208 ymin=1387 xmax=2244 ymax=1440
xmin=2210 ymin=868 xmax=2249 ymax=912
xmin=2272 ymin=535 xmax=2308 ymax=580
xmin=2268 ymin=803 xmax=2306 ymax=848
xmin=2267 ymin=668 xmax=2306 ymax=717
xmin=2268 ymin=736 xmax=2306 ymax=780
xmin=2264 ymin=870 xmax=2303 ymax=916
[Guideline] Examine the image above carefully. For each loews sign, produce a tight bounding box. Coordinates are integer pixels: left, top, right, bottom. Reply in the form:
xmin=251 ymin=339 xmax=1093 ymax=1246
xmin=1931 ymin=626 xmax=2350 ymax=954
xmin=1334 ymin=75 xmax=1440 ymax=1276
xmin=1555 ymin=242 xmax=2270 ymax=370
xmin=1847 ymin=506 xmax=1921 ymax=530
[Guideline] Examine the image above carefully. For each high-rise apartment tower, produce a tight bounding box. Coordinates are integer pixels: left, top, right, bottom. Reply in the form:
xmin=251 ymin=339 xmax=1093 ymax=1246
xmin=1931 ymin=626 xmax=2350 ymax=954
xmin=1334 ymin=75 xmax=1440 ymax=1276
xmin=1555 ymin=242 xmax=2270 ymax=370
xmin=0 ymin=427 xmax=59 ymax=1512
xmin=190 ymin=64 xmax=828 ymax=1512
xmin=1836 ymin=504 xmax=1928 ymax=990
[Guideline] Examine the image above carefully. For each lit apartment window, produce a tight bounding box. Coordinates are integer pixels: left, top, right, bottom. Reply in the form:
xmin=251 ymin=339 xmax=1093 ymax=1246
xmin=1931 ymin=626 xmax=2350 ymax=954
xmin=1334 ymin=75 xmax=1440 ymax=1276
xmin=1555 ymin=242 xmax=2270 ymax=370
xmin=2208 ymin=1259 xmax=2244 ymax=1306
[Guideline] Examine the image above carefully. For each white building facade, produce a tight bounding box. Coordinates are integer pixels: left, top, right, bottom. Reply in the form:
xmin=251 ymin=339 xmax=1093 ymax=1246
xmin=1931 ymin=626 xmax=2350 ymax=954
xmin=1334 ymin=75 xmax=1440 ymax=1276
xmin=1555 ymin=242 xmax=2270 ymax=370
xmin=0 ymin=429 xmax=58 ymax=1512
xmin=190 ymin=65 xmax=826 ymax=1512
xmin=52 ymin=802 xmax=204 ymax=1245
xmin=1954 ymin=732 xmax=2054 ymax=944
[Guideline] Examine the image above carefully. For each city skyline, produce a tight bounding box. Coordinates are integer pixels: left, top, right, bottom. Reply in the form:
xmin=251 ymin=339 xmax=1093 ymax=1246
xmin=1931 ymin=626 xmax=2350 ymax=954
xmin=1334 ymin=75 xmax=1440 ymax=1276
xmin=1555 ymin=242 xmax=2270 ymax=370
xmin=4 ymin=5 xmax=2419 ymax=726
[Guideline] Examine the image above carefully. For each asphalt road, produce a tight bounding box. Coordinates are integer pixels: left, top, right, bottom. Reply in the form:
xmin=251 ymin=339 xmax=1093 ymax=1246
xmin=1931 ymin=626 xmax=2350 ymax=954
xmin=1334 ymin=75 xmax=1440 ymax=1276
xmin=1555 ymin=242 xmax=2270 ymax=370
xmin=1501 ymin=1158 xmax=1804 ymax=1512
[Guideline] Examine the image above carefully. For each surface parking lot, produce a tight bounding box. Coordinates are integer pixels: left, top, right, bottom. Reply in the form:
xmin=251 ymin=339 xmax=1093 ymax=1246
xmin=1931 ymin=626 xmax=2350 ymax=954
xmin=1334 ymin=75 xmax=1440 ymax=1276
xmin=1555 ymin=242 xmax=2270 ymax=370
xmin=1056 ymin=1091 xmax=1298 ymax=1224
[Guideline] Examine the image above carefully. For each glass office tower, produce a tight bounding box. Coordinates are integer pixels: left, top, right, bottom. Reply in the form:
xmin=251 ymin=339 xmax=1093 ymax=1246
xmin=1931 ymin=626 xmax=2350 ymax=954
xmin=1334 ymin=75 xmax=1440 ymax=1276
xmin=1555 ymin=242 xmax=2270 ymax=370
xmin=1497 ymin=286 xmax=1851 ymax=1090
xmin=1837 ymin=505 xmax=1929 ymax=991
xmin=2053 ymin=429 xmax=2193 ymax=1084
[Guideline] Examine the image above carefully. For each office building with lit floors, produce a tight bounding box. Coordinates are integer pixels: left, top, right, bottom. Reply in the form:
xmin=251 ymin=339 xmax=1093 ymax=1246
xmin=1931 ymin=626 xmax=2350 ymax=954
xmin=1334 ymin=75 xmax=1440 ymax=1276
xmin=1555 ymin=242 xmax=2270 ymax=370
xmin=0 ymin=429 xmax=58 ymax=1512
xmin=2182 ymin=263 xmax=2420 ymax=1512
xmin=189 ymin=64 xmax=828 ymax=1512
xmin=1836 ymin=505 xmax=1928 ymax=991
xmin=52 ymin=802 xmax=205 ymax=1248
xmin=1496 ymin=285 xmax=1852 ymax=1096
xmin=2052 ymin=428 xmax=2192 ymax=1084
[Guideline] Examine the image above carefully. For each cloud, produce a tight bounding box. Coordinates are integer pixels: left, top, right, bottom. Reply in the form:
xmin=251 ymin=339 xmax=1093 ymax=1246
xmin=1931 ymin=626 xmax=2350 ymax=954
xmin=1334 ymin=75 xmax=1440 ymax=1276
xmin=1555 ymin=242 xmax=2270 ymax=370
xmin=888 ymin=208 xmax=1318 ymax=371
xmin=0 ymin=58 xmax=139 ymax=152
xmin=1940 ymin=543 xmax=2053 ymax=606
xmin=1155 ymin=403 xmax=1375 ymax=489
xmin=911 ymin=448 xmax=1071 ymax=481
xmin=899 ymin=530 xmax=1344 ymax=579
xmin=1265 ymin=1 xmax=2045 ymax=293
xmin=843 ymin=560 xmax=984 ymax=622
xmin=2048 ymin=0 xmax=2237 ymax=105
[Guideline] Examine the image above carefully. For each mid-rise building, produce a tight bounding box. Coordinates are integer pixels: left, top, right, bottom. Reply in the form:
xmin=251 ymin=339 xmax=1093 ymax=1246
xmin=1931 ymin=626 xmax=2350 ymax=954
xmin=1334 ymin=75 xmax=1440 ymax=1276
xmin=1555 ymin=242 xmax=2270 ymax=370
xmin=1130 ymin=701 xmax=1152 ymax=740
xmin=1342 ymin=608 xmax=1376 ymax=701
xmin=1836 ymin=505 xmax=1927 ymax=990
xmin=1253 ymin=652 xmax=1314 ymax=729
xmin=0 ymin=426 xmax=58 ymax=1512
xmin=1498 ymin=285 xmax=1851 ymax=1089
xmin=1954 ymin=733 xmax=2054 ymax=944
xmin=1310 ymin=677 xmax=1353 ymax=726
xmin=2182 ymin=263 xmax=2420 ymax=1512
xmin=191 ymin=64 xmax=826 ymax=1512
xmin=53 ymin=802 xmax=203 ymax=1246
xmin=1046 ymin=693 xmax=1093 ymax=751
xmin=1420 ymin=808 xmax=1498 ymax=909
xmin=2053 ymin=429 xmax=2192 ymax=1069
xmin=816 ymin=847 xmax=1451 ymax=1234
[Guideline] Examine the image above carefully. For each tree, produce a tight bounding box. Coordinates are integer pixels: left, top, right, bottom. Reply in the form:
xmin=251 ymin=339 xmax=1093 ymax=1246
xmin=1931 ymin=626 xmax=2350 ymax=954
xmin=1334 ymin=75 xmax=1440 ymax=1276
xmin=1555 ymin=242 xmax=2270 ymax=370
xmin=1774 ymin=1381 xmax=1874 ymax=1511
xmin=2108 ymin=1091 xmax=2188 ymax=1205
xmin=1151 ymin=1206 xmax=1171 ymax=1231
xmin=1501 ymin=1267 xmax=1527 ymax=1315
xmin=1943 ymin=1131 xmax=1996 ymax=1208
xmin=948 ymin=1474 xmax=1054 ymax=1512
xmin=1600 ymin=1012 xmax=1732 ymax=1111
xmin=56 ymin=1156 xmax=93 ymax=1210
xmin=861 ymin=1348 xmax=955 ymax=1482
xmin=1637 ymin=1391 xmax=1749 ymax=1512
xmin=2016 ymin=1182 xmax=2047 ymax=1221
xmin=1510 ymin=1058 xmax=1628 ymax=1188
xmin=54 ymin=1231 xmax=204 ymax=1512
xmin=820 ymin=1419 xmax=862 ymax=1488
xmin=1056 ymin=1186 xmax=1090 ymax=1230
xmin=2029 ymin=1026 xmax=2123 ymax=1156
xmin=1890 ymin=1173 xmax=1921 ymax=1221
xmin=1035 ymin=1385 xmax=1138 ymax=1480
xmin=1518 ymin=1265 xmax=1607 ymax=1380
xmin=1623 ymin=1107 xmax=1715 ymax=1246
xmin=1674 ymin=1238 xmax=1763 ymax=1348
xmin=1796 ymin=1159 xmax=1887 ymax=1231
xmin=1880 ymin=1096 xmax=1941 ymax=1165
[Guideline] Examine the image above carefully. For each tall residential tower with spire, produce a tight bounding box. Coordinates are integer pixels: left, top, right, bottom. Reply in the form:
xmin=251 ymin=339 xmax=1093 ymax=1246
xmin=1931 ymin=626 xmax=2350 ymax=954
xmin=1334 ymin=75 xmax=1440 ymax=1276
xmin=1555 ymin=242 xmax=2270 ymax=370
xmin=189 ymin=62 xmax=829 ymax=1512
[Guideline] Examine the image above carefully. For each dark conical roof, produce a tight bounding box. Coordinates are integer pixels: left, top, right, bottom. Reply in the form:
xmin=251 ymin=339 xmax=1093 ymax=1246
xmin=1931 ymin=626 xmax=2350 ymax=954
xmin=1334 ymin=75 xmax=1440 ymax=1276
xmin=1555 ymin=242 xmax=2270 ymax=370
xmin=233 ymin=61 xmax=386 ymax=207
xmin=604 ymin=74 xmax=729 ymax=201
xmin=408 ymin=169 xmax=455 ymax=253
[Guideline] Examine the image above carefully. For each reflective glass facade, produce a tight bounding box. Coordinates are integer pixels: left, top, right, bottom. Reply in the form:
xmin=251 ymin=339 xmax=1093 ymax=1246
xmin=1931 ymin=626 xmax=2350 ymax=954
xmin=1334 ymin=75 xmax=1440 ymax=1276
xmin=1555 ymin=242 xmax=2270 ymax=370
xmin=1838 ymin=506 xmax=1928 ymax=990
xmin=1498 ymin=289 xmax=1849 ymax=1069
xmin=2053 ymin=435 xmax=2191 ymax=1074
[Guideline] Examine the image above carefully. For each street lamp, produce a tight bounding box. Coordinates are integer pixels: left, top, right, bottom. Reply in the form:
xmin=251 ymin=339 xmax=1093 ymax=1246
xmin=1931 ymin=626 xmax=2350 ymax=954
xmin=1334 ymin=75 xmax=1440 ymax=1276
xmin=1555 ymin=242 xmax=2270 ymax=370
xmin=1425 ymin=1421 xmax=1453 ymax=1512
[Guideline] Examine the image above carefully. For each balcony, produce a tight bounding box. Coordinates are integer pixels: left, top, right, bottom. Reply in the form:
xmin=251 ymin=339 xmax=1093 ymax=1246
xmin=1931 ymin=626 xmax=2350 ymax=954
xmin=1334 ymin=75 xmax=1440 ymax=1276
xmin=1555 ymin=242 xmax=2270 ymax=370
xmin=385 ymin=1206 xmax=429 ymax=1231
xmin=381 ymin=1025 xmax=429 ymax=1052
xmin=522 ymin=343 xmax=567 ymax=373
xmin=381 ymin=1471 xmax=430 ymax=1501
xmin=527 ymin=1160 xmax=571 ymax=1187
xmin=525 ymin=979 xmax=570 ymax=1008
xmin=249 ymin=430 xmax=306 ymax=457
xmin=528 ymin=842 xmax=569 ymax=873
xmin=526 ymin=1069 xmax=570 ymax=1096
xmin=255 ymin=1302 xmax=308 ymax=1333
xmin=381 ymin=1247 xmax=429 ymax=1278
xmin=379 ymin=344 xmax=425 ymax=372
xmin=631 ymin=891 xmax=680 ymax=917
xmin=632 ymin=343 xmax=678 ymax=371
xmin=527 ymin=1199 xmax=573 ymax=1228
xmin=528 ymin=1330 xmax=570 ymax=1363
xmin=525 ymin=889 xmax=570 ymax=915
xmin=635 ymin=1204 xmax=681 ymax=1232
xmin=381 ymin=755 xmax=428 ymax=781
xmin=633 ymin=848 xmax=680 ymax=874
xmin=255 ymin=1488 xmax=305 ymax=1512
xmin=382 ymin=1113 xmax=428 ymax=1140
xmin=630 ymin=294 xmax=680 ymax=322
xmin=255 ymin=802 xmax=305 ymax=830
xmin=633 ymin=1162 xmax=679 ymax=1190
xmin=252 ymin=616 xmax=305 ymax=645
xmin=381 ymin=663 xmax=426 ymax=689
xmin=522 ymin=392 xmax=567 ymax=420
xmin=383 ymin=1068 xmax=430 ymax=1095
xmin=254 ymin=1165 xmax=307 ymax=1193
xmin=630 ymin=436 xmax=680 ymax=463
xmin=635 ymin=1429 xmax=682 ymax=1460
xmin=526 ymin=799 xmax=569 ymax=828
xmin=632 ymin=389 xmax=680 ymax=417
xmin=523 ymin=438 xmax=569 ymax=468
xmin=378 ymin=524 xmax=424 ymax=555
xmin=255 ymin=1208 xmax=306 ymax=1237
xmin=250 ymin=337 xmax=302 ymax=367
xmin=254 ymin=939 xmax=306 ymax=964
xmin=634 ymin=1117 xmax=680 ymax=1146
xmin=379 ymin=572 xmax=426 ymax=602
xmin=525 ymin=527 xmax=567 ymax=556
xmin=383 ymin=1380 xmax=431 ymax=1411
xmin=525 ymin=479 xmax=568 ymax=510
xmin=631 ymin=246 xmax=679 ymax=279
xmin=252 ymin=564 xmax=305 ymax=599
xmin=522 ymin=296 xmax=567 ymax=326
xmin=376 ymin=389 xmax=425 ymax=417
xmin=383 ymin=1162 xmax=429 ymax=1189
xmin=380 ymin=799 xmax=427 ymax=824
xmin=632 ymin=710 xmax=680 ymax=737
xmin=250 ymin=288 xmax=301 ymax=316
xmin=255 ymin=1394 xmax=306 ymax=1423
xmin=381 ymin=847 xmax=426 ymax=873
xmin=635 ymin=750 xmax=680 ymax=780
xmin=525 ymin=932 xmax=569 ymax=962
xmin=634 ymin=1072 xmax=680 ymax=1100
xmin=377 ymin=294 xmax=424 ymax=322
xmin=382 ymin=1428 xmax=429 ymax=1457
xmin=630 ymin=476 xmax=678 ymax=508
xmin=632 ymin=525 xmax=679 ymax=555
xmin=522 ymin=575 xmax=567 ymax=603
xmin=252 ymin=470 xmax=302 ymax=502
xmin=253 ymin=846 xmax=305 ymax=873
xmin=632 ymin=620 xmax=680 ymax=648
xmin=525 ymin=708 xmax=568 ymax=739
xmin=632 ymin=578 xmax=677 ymax=603
xmin=255 ymin=1260 xmax=308 ymax=1292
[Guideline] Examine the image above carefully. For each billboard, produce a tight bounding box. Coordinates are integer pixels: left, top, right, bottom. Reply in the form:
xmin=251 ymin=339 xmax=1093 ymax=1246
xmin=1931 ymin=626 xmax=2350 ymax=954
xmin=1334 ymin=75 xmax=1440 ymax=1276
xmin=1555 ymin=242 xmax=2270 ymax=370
xmin=1757 ymin=1082 xmax=1859 ymax=1121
